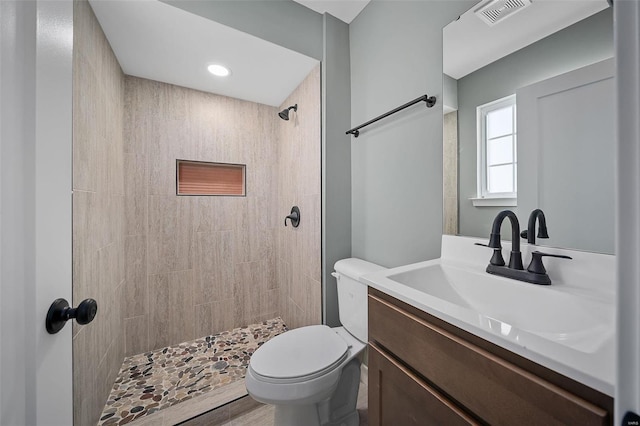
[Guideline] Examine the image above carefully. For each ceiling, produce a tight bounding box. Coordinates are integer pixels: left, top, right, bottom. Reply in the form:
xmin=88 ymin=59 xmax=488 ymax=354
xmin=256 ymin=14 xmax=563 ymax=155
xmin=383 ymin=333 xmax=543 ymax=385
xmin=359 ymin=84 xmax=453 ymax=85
xmin=89 ymin=0 xmax=319 ymax=107
xmin=292 ymin=0 xmax=370 ymax=23
xmin=443 ymin=0 xmax=609 ymax=80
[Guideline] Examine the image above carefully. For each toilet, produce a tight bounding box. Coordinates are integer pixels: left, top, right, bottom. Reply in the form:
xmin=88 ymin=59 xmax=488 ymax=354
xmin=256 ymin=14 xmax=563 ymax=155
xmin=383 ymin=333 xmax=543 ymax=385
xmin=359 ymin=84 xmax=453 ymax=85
xmin=245 ymin=258 xmax=386 ymax=426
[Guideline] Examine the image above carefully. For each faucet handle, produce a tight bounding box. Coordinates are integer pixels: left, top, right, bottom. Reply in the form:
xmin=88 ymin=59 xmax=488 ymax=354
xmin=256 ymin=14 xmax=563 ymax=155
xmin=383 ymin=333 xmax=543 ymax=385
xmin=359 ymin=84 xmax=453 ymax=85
xmin=474 ymin=243 xmax=506 ymax=266
xmin=527 ymin=251 xmax=572 ymax=275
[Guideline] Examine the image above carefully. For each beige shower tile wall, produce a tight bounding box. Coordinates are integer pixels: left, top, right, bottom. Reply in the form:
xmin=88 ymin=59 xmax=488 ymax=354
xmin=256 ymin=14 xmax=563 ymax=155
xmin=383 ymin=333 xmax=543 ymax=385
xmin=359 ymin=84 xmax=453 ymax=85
xmin=443 ymin=111 xmax=458 ymax=235
xmin=277 ymin=65 xmax=322 ymax=329
xmin=123 ymin=77 xmax=281 ymax=354
xmin=72 ymin=1 xmax=126 ymax=425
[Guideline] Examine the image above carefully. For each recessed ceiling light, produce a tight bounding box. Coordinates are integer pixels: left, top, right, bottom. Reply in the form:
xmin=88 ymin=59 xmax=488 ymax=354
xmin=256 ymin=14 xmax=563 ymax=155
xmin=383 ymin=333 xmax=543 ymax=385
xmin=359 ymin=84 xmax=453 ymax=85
xmin=207 ymin=64 xmax=230 ymax=77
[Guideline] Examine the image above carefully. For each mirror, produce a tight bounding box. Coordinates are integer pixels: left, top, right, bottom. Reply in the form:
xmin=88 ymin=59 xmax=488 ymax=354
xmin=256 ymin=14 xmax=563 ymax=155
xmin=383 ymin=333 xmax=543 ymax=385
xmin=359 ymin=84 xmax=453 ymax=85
xmin=442 ymin=0 xmax=614 ymax=254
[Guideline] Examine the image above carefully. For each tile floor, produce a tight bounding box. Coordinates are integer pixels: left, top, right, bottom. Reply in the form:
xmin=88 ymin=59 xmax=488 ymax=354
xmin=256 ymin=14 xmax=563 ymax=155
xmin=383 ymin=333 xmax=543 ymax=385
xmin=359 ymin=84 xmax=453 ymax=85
xmin=98 ymin=318 xmax=287 ymax=425
xmin=210 ymin=380 xmax=369 ymax=426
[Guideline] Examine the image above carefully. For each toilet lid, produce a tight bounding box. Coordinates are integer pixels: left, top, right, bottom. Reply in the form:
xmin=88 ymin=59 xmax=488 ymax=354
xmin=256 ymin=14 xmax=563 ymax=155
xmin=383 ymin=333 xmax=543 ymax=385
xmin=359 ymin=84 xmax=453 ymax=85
xmin=250 ymin=325 xmax=349 ymax=380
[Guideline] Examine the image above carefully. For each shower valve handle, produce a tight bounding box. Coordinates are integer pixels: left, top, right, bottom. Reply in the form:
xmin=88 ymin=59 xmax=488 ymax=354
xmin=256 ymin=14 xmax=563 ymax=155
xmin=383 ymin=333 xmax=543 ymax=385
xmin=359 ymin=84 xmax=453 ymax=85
xmin=284 ymin=206 xmax=300 ymax=228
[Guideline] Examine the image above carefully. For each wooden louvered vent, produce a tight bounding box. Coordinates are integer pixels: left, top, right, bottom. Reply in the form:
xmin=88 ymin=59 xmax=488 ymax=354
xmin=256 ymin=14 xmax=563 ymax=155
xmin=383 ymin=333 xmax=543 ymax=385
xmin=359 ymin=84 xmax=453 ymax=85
xmin=177 ymin=160 xmax=246 ymax=196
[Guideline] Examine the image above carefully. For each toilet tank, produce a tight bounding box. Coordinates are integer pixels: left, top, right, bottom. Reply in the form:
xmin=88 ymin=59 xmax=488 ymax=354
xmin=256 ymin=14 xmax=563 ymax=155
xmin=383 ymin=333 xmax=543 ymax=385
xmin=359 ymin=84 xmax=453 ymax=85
xmin=333 ymin=258 xmax=387 ymax=343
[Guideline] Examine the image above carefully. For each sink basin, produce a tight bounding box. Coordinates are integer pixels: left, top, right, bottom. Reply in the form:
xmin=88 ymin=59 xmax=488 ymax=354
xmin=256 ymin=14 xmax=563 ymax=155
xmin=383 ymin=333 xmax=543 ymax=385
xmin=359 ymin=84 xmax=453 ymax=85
xmin=361 ymin=235 xmax=616 ymax=396
xmin=385 ymin=262 xmax=613 ymax=354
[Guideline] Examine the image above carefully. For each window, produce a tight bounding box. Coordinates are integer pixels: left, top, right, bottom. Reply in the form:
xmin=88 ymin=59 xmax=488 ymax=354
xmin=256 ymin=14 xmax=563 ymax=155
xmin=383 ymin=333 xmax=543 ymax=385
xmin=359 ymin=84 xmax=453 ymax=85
xmin=474 ymin=95 xmax=517 ymax=207
xmin=176 ymin=160 xmax=246 ymax=196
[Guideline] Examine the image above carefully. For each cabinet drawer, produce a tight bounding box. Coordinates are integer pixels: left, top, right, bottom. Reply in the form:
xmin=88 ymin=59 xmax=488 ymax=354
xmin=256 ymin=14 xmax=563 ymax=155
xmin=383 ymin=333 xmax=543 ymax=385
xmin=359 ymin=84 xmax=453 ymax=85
xmin=368 ymin=293 xmax=609 ymax=426
xmin=369 ymin=343 xmax=479 ymax=426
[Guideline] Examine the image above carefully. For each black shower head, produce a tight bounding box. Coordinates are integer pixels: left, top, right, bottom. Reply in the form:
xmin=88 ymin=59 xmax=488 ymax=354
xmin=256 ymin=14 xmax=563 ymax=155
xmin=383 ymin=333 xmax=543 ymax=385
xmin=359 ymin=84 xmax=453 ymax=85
xmin=278 ymin=104 xmax=297 ymax=121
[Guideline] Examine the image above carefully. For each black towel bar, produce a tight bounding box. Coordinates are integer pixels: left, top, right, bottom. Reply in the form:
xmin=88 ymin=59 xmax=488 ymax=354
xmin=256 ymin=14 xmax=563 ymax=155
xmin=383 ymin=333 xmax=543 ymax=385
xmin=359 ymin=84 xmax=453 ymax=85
xmin=346 ymin=94 xmax=436 ymax=138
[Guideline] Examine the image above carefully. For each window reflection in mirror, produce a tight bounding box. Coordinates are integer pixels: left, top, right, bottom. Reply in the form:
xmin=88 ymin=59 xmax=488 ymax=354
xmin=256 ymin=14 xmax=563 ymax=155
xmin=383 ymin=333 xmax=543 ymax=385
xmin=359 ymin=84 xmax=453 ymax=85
xmin=477 ymin=94 xmax=517 ymax=200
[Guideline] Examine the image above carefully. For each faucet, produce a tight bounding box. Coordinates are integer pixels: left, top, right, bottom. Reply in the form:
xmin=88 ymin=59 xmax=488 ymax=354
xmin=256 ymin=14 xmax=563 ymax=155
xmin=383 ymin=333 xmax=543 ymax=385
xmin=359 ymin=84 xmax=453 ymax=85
xmin=477 ymin=209 xmax=571 ymax=285
xmin=487 ymin=210 xmax=523 ymax=270
xmin=520 ymin=209 xmax=549 ymax=245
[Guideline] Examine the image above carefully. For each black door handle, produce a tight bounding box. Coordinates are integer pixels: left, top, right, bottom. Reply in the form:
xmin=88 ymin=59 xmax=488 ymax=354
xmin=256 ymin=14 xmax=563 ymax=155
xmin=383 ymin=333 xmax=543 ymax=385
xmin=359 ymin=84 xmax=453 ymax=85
xmin=623 ymin=411 xmax=640 ymax=425
xmin=46 ymin=298 xmax=97 ymax=334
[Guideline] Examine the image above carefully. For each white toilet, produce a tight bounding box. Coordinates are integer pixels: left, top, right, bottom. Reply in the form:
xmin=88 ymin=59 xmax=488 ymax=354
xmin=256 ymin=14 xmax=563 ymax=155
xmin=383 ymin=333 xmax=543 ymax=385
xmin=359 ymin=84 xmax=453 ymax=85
xmin=245 ymin=258 xmax=386 ymax=426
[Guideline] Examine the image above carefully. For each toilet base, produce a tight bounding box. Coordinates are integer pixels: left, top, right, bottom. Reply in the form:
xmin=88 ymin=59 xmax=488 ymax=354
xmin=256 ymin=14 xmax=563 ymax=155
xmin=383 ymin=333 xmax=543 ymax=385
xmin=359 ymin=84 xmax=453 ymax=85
xmin=270 ymin=359 xmax=362 ymax=426
xmin=324 ymin=410 xmax=359 ymax=426
xmin=274 ymin=403 xmax=321 ymax=425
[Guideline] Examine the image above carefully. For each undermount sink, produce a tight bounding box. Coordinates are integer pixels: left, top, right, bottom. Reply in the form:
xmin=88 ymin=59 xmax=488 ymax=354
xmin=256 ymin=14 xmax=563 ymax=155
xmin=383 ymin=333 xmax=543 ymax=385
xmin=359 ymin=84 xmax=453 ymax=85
xmin=386 ymin=262 xmax=612 ymax=354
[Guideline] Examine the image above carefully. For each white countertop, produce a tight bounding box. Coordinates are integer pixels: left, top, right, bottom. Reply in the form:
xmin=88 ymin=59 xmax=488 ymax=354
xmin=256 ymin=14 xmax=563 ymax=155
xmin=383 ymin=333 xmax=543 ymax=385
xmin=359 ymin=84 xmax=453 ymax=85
xmin=361 ymin=235 xmax=616 ymax=396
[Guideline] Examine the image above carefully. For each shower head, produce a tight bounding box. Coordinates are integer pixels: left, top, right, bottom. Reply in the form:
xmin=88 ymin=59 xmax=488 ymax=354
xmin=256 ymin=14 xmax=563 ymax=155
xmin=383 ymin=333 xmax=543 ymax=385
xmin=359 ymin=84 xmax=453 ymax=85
xmin=278 ymin=104 xmax=297 ymax=121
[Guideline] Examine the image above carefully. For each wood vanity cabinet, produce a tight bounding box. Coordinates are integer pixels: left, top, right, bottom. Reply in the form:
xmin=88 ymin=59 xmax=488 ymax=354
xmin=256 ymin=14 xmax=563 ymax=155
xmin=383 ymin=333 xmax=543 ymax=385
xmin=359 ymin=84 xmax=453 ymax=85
xmin=367 ymin=288 xmax=614 ymax=426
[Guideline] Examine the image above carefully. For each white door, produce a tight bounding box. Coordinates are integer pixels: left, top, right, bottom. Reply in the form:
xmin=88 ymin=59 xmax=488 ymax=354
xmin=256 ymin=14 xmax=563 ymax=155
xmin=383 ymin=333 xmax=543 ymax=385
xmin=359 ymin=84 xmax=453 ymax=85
xmin=0 ymin=0 xmax=73 ymax=425
xmin=517 ymin=58 xmax=615 ymax=254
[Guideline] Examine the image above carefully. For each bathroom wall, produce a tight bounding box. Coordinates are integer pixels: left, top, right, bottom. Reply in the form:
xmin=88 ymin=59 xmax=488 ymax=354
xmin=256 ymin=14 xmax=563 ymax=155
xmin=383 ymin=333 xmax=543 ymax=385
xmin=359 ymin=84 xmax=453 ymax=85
xmin=277 ymin=65 xmax=322 ymax=329
xmin=146 ymin=2 xmax=351 ymax=329
xmin=322 ymin=14 xmax=352 ymax=327
xmin=72 ymin=0 xmax=126 ymax=424
xmin=349 ymin=1 xmax=474 ymax=268
xmin=123 ymin=77 xmax=282 ymax=354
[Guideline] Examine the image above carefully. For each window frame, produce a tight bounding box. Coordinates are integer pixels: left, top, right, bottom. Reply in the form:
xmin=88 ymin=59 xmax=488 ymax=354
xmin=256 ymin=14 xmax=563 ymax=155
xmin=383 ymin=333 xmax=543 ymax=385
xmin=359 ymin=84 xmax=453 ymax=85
xmin=473 ymin=94 xmax=517 ymax=207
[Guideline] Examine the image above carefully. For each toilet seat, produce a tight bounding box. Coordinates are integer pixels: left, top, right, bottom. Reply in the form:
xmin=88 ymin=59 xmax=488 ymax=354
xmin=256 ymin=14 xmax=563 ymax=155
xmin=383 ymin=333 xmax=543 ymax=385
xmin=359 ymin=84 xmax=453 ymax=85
xmin=249 ymin=325 xmax=349 ymax=383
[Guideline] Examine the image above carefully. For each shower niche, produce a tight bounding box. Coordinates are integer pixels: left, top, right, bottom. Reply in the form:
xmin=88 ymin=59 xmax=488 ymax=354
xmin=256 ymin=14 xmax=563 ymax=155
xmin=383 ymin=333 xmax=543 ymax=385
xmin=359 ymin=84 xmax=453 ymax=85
xmin=176 ymin=160 xmax=246 ymax=196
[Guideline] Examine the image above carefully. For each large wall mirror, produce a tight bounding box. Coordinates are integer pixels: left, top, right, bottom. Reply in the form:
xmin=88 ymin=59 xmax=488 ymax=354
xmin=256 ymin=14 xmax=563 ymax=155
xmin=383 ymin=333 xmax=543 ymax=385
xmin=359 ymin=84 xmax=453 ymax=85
xmin=442 ymin=0 xmax=614 ymax=254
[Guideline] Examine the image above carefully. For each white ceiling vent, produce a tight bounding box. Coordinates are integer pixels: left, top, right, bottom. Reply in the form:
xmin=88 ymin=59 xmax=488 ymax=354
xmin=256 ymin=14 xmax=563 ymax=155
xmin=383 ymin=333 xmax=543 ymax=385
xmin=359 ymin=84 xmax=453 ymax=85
xmin=474 ymin=0 xmax=533 ymax=26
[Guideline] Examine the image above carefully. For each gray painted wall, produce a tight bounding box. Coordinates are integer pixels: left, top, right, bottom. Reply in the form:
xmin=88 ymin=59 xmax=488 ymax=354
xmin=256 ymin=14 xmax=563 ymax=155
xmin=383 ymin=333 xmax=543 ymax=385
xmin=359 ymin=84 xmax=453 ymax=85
xmin=443 ymin=73 xmax=458 ymax=112
xmin=457 ymin=8 xmax=613 ymax=239
xmin=161 ymin=0 xmax=323 ymax=60
xmin=322 ymin=15 xmax=352 ymax=327
xmin=349 ymin=0 xmax=474 ymax=268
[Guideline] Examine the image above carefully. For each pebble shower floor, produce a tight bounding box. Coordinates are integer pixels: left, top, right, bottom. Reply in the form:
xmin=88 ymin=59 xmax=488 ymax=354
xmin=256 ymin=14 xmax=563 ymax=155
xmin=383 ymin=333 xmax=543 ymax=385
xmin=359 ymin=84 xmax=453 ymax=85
xmin=98 ymin=317 xmax=287 ymax=425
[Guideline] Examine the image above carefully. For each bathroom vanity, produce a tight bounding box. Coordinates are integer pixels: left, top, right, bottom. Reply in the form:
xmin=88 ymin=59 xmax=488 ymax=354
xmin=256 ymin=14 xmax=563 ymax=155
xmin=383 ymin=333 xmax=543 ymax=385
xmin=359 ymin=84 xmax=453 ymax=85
xmin=363 ymin=236 xmax=615 ymax=426
xmin=367 ymin=289 xmax=612 ymax=425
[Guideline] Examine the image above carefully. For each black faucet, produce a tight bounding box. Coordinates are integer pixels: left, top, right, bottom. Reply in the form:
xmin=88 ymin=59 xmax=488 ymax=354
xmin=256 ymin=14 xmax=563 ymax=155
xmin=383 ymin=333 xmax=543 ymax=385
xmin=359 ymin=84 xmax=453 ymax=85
xmin=477 ymin=209 xmax=571 ymax=285
xmin=520 ymin=209 xmax=549 ymax=245
xmin=487 ymin=210 xmax=524 ymax=270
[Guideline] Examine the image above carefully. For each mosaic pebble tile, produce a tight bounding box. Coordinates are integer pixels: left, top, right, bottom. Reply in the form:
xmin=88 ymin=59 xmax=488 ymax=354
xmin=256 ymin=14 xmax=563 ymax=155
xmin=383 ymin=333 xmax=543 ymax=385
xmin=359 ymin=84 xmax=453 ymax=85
xmin=98 ymin=317 xmax=287 ymax=426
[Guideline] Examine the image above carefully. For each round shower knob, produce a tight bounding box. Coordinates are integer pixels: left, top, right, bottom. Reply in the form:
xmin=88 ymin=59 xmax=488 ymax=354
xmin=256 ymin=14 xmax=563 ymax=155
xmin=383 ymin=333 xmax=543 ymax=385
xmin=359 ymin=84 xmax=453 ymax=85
xmin=46 ymin=298 xmax=98 ymax=334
